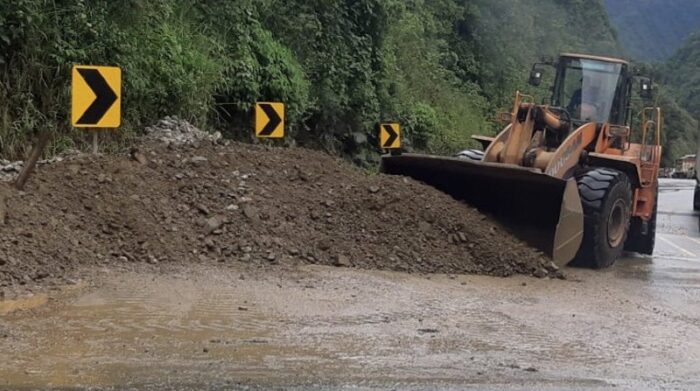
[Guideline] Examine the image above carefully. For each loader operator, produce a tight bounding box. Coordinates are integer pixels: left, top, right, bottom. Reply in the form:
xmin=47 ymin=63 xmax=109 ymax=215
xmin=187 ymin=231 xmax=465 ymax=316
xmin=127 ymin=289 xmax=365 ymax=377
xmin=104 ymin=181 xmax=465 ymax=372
xmin=568 ymin=74 xmax=605 ymax=122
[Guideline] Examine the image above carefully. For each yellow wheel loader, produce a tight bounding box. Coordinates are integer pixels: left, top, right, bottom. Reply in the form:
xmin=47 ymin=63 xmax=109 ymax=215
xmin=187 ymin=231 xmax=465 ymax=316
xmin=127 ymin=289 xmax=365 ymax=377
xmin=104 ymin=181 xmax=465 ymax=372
xmin=381 ymin=53 xmax=663 ymax=268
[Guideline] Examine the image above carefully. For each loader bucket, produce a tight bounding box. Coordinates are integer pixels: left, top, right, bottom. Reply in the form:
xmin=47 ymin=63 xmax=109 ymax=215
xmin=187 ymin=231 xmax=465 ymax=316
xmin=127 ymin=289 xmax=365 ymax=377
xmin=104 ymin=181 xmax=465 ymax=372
xmin=381 ymin=154 xmax=583 ymax=266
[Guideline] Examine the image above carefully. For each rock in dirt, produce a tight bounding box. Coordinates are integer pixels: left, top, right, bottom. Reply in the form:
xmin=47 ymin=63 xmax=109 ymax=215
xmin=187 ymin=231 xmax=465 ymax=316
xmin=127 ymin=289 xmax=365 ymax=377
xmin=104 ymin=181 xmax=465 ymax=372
xmin=242 ymin=205 xmax=259 ymax=223
xmin=333 ymin=254 xmax=351 ymax=267
xmin=130 ymin=148 xmax=149 ymax=165
xmin=205 ymin=216 xmax=226 ymax=234
xmin=190 ymin=156 xmax=208 ymax=165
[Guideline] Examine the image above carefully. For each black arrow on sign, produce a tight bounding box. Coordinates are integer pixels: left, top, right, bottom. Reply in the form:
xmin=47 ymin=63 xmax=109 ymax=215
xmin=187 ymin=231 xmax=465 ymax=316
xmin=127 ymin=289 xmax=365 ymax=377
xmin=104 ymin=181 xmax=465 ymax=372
xmin=258 ymin=104 xmax=282 ymax=136
xmin=76 ymin=68 xmax=118 ymax=125
xmin=382 ymin=124 xmax=398 ymax=147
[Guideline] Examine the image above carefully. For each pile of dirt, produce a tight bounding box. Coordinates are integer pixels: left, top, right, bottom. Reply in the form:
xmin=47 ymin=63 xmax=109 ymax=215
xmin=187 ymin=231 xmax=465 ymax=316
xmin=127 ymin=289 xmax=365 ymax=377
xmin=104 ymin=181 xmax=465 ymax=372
xmin=0 ymin=125 xmax=558 ymax=287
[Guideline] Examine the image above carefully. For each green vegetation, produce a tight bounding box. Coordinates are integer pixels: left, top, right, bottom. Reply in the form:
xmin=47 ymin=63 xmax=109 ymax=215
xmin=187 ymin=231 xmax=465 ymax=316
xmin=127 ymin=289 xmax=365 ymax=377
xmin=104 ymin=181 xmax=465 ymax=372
xmin=649 ymin=85 xmax=698 ymax=166
xmin=604 ymin=0 xmax=700 ymax=62
xmin=474 ymin=0 xmax=621 ymax=106
xmin=660 ymin=33 xmax=700 ymax=162
xmin=0 ymin=0 xmax=694 ymax=164
xmin=664 ymin=33 xmax=700 ymax=119
xmin=0 ymin=0 xmax=491 ymax=160
xmin=605 ymin=1 xmax=700 ymax=162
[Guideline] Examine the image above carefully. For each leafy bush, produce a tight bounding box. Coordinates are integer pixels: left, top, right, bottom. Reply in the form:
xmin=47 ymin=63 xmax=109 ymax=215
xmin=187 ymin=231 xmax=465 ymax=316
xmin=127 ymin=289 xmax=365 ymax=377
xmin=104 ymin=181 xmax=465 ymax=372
xmin=196 ymin=1 xmax=310 ymax=139
xmin=0 ymin=0 xmax=117 ymax=156
xmin=400 ymin=103 xmax=439 ymax=150
xmin=0 ymin=0 xmax=691 ymax=164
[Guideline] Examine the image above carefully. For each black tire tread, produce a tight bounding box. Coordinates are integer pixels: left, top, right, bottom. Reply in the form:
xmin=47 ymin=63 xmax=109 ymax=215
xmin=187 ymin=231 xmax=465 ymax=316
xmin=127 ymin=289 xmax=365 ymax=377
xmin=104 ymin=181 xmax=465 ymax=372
xmin=573 ymin=168 xmax=632 ymax=269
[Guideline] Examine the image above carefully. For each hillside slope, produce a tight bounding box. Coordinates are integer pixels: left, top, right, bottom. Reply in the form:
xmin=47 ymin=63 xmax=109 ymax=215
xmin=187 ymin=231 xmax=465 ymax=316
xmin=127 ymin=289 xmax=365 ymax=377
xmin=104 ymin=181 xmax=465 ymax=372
xmin=604 ymin=0 xmax=700 ymax=62
xmin=664 ymin=33 xmax=700 ymax=120
xmin=2 ymin=1 xmax=691 ymax=163
xmin=473 ymin=0 xmax=622 ymax=105
xmin=0 ymin=0 xmax=624 ymax=158
xmin=660 ymin=33 xmax=700 ymax=161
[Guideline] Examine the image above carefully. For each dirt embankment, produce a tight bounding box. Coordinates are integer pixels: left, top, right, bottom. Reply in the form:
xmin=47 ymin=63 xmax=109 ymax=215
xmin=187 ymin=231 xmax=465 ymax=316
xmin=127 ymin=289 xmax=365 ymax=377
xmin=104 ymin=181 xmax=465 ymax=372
xmin=0 ymin=124 xmax=558 ymax=287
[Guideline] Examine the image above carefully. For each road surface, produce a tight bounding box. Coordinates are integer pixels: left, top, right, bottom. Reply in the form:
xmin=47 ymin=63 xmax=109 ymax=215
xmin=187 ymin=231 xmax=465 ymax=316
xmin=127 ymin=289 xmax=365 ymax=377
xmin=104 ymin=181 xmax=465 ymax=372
xmin=0 ymin=179 xmax=699 ymax=390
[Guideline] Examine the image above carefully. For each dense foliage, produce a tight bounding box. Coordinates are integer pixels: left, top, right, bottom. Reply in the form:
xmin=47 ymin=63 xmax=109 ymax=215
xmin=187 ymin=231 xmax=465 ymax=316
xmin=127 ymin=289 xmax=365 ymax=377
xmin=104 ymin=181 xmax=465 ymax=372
xmin=650 ymin=86 xmax=698 ymax=165
xmin=474 ymin=0 xmax=621 ymax=106
xmin=660 ymin=33 xmax=700 ymax=160
xmin=604 ymin=0 xmax=700 ymax=62
xmin=0 ymin=0 xmax=492 ymax=159
xmin=605 ymin=1 xmax=700 ymax=162
xmin=0 ymin=0 xmax=695 ymax=164
xmin=664 ymin=33 xmax=700 ymax=119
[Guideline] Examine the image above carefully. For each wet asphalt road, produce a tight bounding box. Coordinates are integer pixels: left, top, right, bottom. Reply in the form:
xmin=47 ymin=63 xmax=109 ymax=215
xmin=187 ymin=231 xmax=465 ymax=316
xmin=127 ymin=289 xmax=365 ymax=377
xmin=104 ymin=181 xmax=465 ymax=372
xmin=0 ymin=179 xmax=699 ymax=391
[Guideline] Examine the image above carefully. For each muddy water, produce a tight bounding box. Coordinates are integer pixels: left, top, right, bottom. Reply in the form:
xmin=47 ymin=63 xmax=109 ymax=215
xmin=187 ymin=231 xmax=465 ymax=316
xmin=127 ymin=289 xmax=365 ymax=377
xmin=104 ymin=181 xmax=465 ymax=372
xmin=1 ymin=179 xmax=699 ymax=390
xmin=0 ymin=271 xmax=288 ymax=388
xmin=1 ymin=259 xmax=699 ymax=391
xmin=0 ymin=294 xmax=48 ymax=316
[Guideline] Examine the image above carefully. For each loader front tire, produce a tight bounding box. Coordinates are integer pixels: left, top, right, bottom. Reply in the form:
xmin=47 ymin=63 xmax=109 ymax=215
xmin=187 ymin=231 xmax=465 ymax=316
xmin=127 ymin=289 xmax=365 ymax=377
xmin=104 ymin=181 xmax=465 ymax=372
xmin=455 ymin=149 xmax=484 ymax=162
xmin=572 ymin=168 xmax=632 ymax=269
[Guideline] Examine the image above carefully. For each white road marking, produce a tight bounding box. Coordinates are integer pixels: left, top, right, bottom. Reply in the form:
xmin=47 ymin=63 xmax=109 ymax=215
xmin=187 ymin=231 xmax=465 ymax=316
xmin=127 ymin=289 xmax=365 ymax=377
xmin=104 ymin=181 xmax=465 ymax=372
xmin=658 ymin=235 xmax=697 ymax=258
xmin=688 ymin=237 xmax=700 ymax=246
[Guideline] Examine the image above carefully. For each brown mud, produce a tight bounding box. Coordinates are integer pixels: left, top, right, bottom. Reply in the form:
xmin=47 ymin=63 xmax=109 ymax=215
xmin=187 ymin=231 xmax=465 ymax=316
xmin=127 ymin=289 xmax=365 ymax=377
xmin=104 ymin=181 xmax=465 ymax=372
xmin=0 ymin=139 xmax=556 ymax=288
xmin=1 ymin=252 xmax=699 ymax=390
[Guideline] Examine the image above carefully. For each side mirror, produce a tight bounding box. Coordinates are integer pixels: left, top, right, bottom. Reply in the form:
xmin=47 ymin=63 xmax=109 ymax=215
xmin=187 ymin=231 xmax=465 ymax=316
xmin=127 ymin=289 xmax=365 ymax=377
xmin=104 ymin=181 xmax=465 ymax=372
xmin=639 ymin=77 xmax=654 ymax=99
xmin=529 ymin=66 xmax=544 ymax=87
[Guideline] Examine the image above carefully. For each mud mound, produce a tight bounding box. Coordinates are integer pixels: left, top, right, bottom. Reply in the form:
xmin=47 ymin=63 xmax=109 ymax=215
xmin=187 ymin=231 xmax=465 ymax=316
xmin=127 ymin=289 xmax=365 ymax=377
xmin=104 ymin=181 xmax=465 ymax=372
xmin=0 ymin=138 xmax=558 ymax=286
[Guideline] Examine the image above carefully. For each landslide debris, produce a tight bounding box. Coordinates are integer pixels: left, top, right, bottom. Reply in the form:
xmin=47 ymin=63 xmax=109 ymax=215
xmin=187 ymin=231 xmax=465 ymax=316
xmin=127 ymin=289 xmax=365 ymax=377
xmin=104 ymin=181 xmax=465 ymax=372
xmin=0 ymin=123 xmax=556 ymax=286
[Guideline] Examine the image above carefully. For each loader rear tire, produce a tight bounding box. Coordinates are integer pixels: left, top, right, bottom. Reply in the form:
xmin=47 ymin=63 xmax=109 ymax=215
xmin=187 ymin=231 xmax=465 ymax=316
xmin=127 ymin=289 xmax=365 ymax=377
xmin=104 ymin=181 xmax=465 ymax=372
xmin=455 ymin=149 xmax=484 ymax=162
xmin=572 ymin=168 xmax=632 ymax=269
xmin=624 ymin=185 xmax=657 ymax=255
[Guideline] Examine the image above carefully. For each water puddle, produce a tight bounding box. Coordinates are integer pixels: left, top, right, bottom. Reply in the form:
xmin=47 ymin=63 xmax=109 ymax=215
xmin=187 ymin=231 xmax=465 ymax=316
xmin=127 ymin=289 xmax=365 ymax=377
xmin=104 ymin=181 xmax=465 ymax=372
xmin=1 ymin=265 xmax=699 ymax=390
xmin=0 ymin=272 xmax=344 ymax=389
xmin=0 ymin=294 xmax=48 ymax=315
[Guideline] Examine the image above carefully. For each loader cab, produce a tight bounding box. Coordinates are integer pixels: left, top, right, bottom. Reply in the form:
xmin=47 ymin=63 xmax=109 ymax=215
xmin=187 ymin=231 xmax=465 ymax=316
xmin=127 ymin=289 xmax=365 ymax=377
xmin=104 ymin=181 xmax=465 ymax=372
xmin=550 ymin=54 xmax=630 ymax=126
